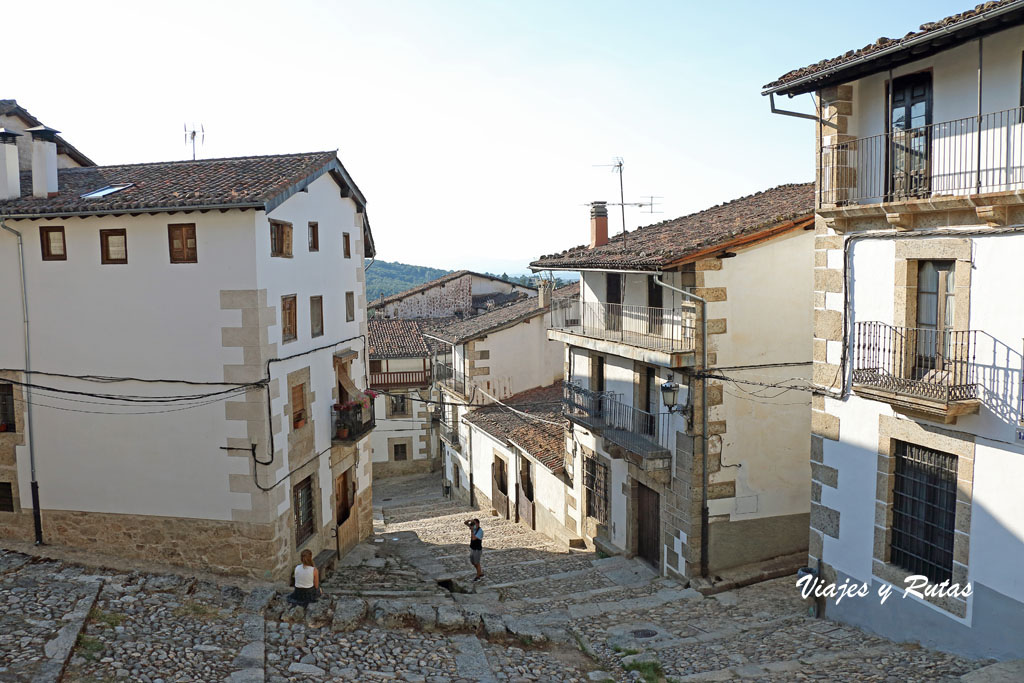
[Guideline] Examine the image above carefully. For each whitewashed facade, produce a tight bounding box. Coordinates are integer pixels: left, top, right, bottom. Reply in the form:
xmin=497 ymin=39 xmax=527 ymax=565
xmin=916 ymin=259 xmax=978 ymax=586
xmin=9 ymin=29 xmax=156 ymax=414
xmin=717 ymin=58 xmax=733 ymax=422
xmin=765 ymin=3 xmax=1024 ymax=660
xmin=532 ymin=191 xmax=815 ymax=579
xmin=0 ymin=147 xmax=376 ymax=579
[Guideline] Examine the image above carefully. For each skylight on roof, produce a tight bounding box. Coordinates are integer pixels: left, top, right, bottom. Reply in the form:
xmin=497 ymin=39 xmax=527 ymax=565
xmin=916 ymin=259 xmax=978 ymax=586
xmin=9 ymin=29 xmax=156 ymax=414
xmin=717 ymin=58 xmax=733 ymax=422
xmin=80 ymin=183 xmax=133 ymax=199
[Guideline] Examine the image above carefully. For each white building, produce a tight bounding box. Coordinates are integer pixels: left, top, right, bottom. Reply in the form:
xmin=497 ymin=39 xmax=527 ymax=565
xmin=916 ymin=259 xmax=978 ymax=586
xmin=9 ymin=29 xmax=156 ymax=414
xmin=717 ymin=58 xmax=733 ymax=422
xmin=426 ymin=283 xmax=574 ymax=509
xmin=0 ymin=136 xmax=376 ymax=579
xmin=367 ymin=318 xmax=437 ymax=477
xmin=462 ymin=383 xmax=582 ymax=547
xmin=531 ymin=188 xmax=815 ymax=580
xmin=765 ymin=0 xmax=1024 ymax=660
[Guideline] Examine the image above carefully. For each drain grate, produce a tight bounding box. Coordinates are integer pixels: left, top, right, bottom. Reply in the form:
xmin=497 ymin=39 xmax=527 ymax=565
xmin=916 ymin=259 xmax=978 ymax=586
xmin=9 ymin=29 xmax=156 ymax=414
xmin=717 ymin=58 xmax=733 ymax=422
xmin=631 ymin=629 xmax=658 ymax=639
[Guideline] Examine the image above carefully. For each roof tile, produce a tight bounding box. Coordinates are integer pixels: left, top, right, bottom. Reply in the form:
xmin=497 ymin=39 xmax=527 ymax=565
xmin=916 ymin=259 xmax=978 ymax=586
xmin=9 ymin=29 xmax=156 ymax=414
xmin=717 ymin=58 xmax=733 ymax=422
xmin=531 ymin=183 xmax=813 ymax=271
xmin=463 ymin=384 xmax=565 ymax=474
xmin=0 ymin=151 xmax=338 ymax=216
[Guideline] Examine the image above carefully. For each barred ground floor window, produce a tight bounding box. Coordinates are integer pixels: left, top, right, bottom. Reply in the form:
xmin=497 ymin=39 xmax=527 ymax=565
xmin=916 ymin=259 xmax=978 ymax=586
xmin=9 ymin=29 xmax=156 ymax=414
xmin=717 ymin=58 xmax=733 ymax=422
xmin=891 ymin=440 xmax=958 ymax=583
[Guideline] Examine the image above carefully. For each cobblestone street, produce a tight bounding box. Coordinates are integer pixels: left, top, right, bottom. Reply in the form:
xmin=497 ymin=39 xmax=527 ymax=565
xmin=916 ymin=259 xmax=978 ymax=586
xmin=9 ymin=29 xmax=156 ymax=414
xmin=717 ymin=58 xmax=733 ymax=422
xmin=0 ymin=472 xmax=1002 ymax=682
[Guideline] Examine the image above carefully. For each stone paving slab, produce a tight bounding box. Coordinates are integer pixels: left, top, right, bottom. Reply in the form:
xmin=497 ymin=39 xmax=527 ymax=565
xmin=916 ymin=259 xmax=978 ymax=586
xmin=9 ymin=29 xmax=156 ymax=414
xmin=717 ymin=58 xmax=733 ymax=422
xmin=0 ymin=553 xmax=103 ymax=683
xmin=63 ymin=573 xmax=254 ymax=682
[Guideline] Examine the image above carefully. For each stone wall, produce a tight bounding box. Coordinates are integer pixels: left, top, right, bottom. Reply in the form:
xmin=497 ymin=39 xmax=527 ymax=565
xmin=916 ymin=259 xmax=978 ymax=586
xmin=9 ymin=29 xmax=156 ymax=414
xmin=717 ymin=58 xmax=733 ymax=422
xmin=5 ymin=508 xmax=282 ymax=578
xmin=376 ymin=274 xmax=474 ymax=319
xmin=373 ymin=458 xmax=438 ymax=478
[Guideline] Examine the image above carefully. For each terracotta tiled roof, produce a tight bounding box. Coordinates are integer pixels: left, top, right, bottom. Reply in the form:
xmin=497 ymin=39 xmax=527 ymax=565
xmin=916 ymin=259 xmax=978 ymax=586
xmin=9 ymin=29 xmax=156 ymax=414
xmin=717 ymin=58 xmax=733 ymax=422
xmin=367 ymin=319 xmax=430 ymax=359
xmin=421 ymin=282 xmax=579 ymax=344
xmin=0 ymin=151 xmax=348 ymax=217
xmin=763 ymin=1 xmax=1024 ymax=95
xmin=0 ymin=99 xmax=95 ymax=167
xmin=369 ymin=270 xmax=537 ymax=310
xmin=531 ymin=184 xmax=813 ymax=271
xmin=463 ymin=384 xmax=566 ymax=474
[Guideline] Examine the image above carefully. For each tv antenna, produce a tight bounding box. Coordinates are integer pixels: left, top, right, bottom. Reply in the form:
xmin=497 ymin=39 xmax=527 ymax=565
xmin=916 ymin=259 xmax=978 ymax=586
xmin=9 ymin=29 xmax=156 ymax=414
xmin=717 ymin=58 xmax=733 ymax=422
xmin=590 ymin=157 xmax=662 ymax=241
xmin=184 ymin=123 xmax=205 ymax=161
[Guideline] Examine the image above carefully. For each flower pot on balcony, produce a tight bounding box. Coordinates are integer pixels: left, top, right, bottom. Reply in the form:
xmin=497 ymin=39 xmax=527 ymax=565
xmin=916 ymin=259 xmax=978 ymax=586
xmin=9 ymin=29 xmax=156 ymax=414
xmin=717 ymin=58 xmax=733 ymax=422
xmin=0 ymin=424 xmax=7 ymax=433
xmin=337 ymin=426 xmax=350 ymax=440
xmin=294 ymin=418 xmax=306 ymax=429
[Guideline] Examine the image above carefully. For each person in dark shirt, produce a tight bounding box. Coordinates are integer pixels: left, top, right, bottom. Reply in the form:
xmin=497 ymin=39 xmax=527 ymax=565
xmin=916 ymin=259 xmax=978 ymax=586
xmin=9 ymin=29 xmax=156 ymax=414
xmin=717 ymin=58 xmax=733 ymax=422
xmin=466 ymin=518 xmax=484 ymax=581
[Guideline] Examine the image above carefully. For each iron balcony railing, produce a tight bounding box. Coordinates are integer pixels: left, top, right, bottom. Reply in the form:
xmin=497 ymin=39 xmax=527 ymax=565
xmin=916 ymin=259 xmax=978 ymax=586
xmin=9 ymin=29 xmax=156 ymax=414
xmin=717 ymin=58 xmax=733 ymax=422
xmin=439 ymin=420 xmax=461 ymax=451
xmin=562 ymin=381 xmax=672 ymax=459
xmin=433 ymin=362 xmax=470 ymax=397
xmin=332 ymin=399 xmax=376 ymax=443
xmin=821 ymin=106 xmax=1024 ymax=206
xmin=549 ymin=298 xmax=697 ymax=353
xmin=370 ymin=369 xmax=430 ymax=389
xmin=852 ymin=322 xmax=978 ymax=403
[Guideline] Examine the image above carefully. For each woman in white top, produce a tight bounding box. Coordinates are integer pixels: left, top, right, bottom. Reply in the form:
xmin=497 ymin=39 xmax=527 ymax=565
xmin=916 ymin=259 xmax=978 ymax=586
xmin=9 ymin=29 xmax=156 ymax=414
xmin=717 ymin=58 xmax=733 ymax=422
xmin=288 ymin=549 xmax=320 ymax=605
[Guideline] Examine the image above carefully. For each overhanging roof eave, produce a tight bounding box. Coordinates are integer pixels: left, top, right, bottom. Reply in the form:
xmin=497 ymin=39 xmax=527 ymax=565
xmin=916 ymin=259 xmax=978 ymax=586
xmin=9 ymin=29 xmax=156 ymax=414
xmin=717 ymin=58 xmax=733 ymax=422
xmin=762 ymin=1 xmax=1024 ymax=97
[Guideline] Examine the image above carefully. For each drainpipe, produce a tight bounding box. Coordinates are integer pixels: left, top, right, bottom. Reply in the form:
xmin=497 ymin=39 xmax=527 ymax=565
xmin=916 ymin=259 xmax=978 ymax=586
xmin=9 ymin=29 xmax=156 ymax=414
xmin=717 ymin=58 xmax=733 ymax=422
xmin=654 ymin=275 xmax=709 ymax=578
xmin=0 ymin=218 xmax=43 ymax=545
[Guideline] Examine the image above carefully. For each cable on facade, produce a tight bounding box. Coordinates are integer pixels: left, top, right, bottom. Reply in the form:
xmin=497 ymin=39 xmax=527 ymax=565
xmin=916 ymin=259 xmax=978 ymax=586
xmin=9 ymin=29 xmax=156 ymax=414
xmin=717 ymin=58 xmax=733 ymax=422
xmin=0 ymin=368 xmax=266 ymax=387
xmin=0 ymin=376 xmax=267 ymax=403
xmin=12 ymin=389 xmax=252 ymax=416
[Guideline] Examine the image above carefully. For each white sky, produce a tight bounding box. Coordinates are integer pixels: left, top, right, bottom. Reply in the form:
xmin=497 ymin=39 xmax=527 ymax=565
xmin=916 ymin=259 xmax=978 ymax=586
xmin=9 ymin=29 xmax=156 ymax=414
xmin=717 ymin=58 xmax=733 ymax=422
xmin=4 ymin=0 xmax=971 ymax=273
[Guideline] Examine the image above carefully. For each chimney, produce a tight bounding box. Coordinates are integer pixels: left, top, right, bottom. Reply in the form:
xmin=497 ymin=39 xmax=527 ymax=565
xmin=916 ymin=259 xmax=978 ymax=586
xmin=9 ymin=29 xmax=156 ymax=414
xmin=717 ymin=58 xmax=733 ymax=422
xmin=538 ymin=281 xmax=552 ymax=309
xmin=26 ymin=125 xmax=59 ymax=199
xmin=590 ymin=201 xmax=608 ymax=248
xmin=0 ymin=129 xmax=21 ymax=201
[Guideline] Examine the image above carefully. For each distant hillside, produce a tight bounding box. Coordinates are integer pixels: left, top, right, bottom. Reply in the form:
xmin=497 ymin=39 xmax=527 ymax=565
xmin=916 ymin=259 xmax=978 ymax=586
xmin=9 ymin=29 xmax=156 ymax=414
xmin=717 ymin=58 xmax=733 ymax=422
xmin=366 ymin=261 xmax=453 ymax=302
xmin=365 ymin=261 xmax=576 ymax=303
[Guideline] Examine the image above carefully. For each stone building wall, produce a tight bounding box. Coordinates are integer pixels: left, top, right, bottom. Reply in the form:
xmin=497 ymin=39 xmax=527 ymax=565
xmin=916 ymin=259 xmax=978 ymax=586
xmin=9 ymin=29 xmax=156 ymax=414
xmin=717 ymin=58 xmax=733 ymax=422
xmin=375 ymin=274 xmax=474 ymax=319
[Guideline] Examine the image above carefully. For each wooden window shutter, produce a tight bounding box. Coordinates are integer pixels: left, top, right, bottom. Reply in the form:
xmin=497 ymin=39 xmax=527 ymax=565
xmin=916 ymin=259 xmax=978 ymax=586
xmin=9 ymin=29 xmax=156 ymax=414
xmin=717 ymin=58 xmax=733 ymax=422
xmin=292 ymin=383 xmax=305 ymax=428
xmin=169 ymin=224 xmax=197 ymax=263
xmin=284 ymin=223 xmax=293 ymax=257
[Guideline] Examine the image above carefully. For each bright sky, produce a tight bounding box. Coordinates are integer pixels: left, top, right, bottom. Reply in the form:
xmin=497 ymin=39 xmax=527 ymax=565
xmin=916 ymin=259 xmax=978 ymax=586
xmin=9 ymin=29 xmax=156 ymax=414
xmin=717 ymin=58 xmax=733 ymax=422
xmin=6 ymin=0 xmax=971 ymax=274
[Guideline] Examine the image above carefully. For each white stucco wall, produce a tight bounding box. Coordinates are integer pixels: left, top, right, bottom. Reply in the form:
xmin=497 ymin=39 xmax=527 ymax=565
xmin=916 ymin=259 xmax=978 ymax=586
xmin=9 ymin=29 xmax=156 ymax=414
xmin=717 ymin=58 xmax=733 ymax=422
xmin=470 ymin=310 xmax=564 ymax=400
xmin=824 ymin=229 xmax=1024 ymax=618
xmin=1 ymin=171 xmax=370 ymax=523
xmin=702 ymin=229 xmax=814 ymax=520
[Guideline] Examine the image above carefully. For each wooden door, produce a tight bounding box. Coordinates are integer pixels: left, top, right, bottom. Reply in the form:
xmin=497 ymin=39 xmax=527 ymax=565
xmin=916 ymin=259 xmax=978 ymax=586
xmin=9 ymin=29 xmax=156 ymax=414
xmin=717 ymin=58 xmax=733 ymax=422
xmin=606 ymin=273 xmax=622 ymax=331
xmin=336 ymin=469 xmax=354 ymax=525
xmin=889 ymin=72 xmax=932 ymax=200
xmin=492 ymin=459 xmax=509 ymax=519
xmin=517 ymin=457 xmax=535 ymax=530
xmin=647 ymin=275 xmax=663 ymax=334
xmin=637 ymin=483 xmax=660 ymax=568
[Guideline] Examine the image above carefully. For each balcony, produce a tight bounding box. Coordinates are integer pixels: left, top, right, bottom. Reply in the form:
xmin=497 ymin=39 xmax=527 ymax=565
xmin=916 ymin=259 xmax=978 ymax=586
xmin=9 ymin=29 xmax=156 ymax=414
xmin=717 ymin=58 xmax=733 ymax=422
xmin=439 ymin=421 xmax=461 ymax=452
xmin=562 ymin=381 xmax=672 ymax=473
xmin=332 ymin=399 xmax=376 ymax=444
xmin=370 ymin=370 xmax=430 ymax=390
xmin=548 ymin=298 xmax=698 ymax=368
xmin=852 ymin=322 xmax=980 ymax=423
xmin=821 ymin=106 xmax=1024 ymax=210
xmin=433 ymin=362 xmax=471 ymax=398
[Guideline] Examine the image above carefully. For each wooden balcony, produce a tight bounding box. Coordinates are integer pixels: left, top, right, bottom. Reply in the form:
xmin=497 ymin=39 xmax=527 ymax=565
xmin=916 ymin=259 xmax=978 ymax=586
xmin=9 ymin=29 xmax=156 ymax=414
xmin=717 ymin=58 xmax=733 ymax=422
xmin=369 ymin=370 xmax=430 ymax=389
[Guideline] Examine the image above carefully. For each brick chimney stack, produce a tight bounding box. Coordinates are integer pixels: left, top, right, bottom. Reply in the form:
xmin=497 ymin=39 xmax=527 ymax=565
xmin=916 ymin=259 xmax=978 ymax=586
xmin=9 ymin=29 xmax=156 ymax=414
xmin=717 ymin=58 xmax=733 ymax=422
xmin=590 ymin=201 xmax=608 ymax=248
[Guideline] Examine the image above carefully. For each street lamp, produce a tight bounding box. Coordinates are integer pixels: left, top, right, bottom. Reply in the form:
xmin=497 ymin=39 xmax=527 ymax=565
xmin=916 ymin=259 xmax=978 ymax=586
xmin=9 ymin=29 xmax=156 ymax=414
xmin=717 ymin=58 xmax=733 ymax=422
xmin=661 ymin=376 xmax=681 ymax=414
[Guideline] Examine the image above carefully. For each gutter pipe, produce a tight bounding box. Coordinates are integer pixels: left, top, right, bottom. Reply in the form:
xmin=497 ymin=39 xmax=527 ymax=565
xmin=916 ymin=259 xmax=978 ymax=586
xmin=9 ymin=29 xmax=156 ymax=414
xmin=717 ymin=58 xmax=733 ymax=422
xmin=654 ymin=275 xmax=710 ymax=578
xmin=0 ymin=217 xmax=43 ymax=544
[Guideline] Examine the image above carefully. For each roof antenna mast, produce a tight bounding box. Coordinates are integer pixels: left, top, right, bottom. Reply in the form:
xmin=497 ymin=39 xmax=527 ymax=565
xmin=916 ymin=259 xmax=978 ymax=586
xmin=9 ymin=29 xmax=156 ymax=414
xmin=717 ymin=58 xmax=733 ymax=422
xmin=184 ymin=123 xmax=205 ymax=161
xmin=590 ymin=156 xmax=663 ymax=244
